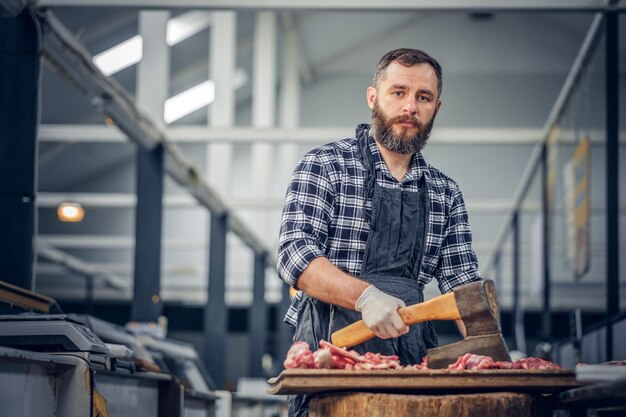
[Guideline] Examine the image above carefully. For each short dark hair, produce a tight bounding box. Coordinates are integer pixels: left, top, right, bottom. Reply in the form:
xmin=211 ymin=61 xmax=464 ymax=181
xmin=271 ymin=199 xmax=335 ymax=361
xmin=373 ymin=48 xmax=443 ymax=97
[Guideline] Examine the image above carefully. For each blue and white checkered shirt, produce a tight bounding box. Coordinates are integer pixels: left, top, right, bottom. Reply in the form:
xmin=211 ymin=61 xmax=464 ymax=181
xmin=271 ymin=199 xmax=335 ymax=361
xmin=278 ymin=127 xmax=482 ymax=326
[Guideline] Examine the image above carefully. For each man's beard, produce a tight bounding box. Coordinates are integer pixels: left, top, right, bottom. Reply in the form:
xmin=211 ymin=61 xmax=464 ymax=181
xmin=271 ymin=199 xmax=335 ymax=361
xmin=371 ymin=101 xmax=435 ymax=155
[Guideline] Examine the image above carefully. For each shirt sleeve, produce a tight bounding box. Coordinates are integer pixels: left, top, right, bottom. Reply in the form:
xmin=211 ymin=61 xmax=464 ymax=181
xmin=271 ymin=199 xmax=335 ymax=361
xmin=436 ymin=183 xmax=483 ymax=294
xmin=277 ymin=151 xmax=336 ymax=288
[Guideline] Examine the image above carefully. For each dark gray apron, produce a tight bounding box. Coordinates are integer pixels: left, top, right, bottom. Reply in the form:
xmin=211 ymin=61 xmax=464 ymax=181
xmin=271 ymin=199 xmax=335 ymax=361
xmin=288 ymin=126 xmax=438 ymax=417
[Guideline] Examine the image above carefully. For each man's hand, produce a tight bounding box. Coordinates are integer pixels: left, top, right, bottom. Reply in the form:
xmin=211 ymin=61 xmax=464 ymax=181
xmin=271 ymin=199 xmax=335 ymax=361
xmin=355 ymin=285 xmax=409 ymax=339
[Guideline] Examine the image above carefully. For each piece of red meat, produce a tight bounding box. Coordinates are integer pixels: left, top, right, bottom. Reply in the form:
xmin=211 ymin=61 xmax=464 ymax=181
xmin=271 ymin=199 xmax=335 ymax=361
xmin=321 ymin=340 xmax=402 ymax=369
xmin=447 ymin=353 xmax=496 ymax=370
xmin=514 ymin=357 xmax=561 ymax=370
xmin=283 ymin=341 xmax=563 ymax=371
xmin=284 ymin=341 xmax=316 ymax=369
xmin=312 ymin=347 xmax=359 ymax=369
xmin=466 ymin=354 xmax=496 ymax=369
xmin=447 ymin=353 xmax=561 ymax=370
xmin=312 ymin=348 xmax=336 ymax=369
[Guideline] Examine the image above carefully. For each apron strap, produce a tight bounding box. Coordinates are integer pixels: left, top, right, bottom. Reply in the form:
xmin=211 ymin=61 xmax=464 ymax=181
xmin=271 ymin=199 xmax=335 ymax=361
xmin=356 ymin=124 xmax=376 ymax=225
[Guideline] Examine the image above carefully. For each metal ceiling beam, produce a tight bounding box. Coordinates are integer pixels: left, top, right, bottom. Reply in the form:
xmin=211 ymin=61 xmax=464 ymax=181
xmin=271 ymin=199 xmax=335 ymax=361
xmin=39 ymin=235 xmax=202 ymax=249
xmin=38 ymin=124 xmax=561 ymax=145
xmin=37 ymin=241 xmax=128 ymax=290
xmin=36 ymin=8 xmax=276 ymax=266
xmin=39 ymin=124 xmax=626 ymax=145
xmin=37 ymin=192 xmax=285 ymax=209
xmin=35 ymin=0 xmax=625 ymax=12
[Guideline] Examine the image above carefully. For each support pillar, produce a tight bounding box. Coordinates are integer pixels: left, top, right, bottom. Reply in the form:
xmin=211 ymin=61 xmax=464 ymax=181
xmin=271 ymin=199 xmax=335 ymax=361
xmin=205 ymin=212 xmax=228 ymax=388
xmin=131 ymin=11 xmax=169 ymax=322
xmin=132 ymin=145 xmax=165 ymax=321
xmin=512 ymin=212 xmax=525 ymax=353
xmin=0 ymin=9 xmax=41 ymax=290
xmin=252 ymin=12 xmax=277 ymax=239
xmin=207 ymin=11 xmax=236 ymax=194
xmin=604 ymin=10 xmax=619 ymax=361
xmin=541 ymin=144 xmax=552 ymax=340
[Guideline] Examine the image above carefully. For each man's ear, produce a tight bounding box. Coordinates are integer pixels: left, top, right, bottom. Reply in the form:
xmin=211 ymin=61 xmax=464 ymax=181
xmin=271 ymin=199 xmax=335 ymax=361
xmin=366 ymin=86 xmax=376 ymax=110
xmin=435 ymin=99 xmax=442 ymax=114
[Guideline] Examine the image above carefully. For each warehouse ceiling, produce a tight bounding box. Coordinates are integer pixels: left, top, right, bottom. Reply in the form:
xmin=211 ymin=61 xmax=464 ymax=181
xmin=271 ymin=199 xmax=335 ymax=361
xmin=32 ymin=4 xmax=626 ymax=311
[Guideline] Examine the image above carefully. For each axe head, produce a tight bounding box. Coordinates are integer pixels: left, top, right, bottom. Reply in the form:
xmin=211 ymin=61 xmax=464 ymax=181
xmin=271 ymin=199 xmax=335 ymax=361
xmin=426 ymin=279 xmax=511 ymax=369
xmin=454 ymin=279 xmax=502 ymax=336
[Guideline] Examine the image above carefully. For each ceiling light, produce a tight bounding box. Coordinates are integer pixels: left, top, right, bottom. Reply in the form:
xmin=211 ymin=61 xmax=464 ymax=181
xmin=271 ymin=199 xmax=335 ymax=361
xmin=93 ymin=35 xmax=143 ymax=76
xmin=57 ymin=202 xmax=85 ymax=223
xmin=167 ymin=11 xmax=212 ymax=46
xmin=163 ymin=68 xmax=247 ymax=124
xmin=164 ymin=81 xmax=215 ymax=124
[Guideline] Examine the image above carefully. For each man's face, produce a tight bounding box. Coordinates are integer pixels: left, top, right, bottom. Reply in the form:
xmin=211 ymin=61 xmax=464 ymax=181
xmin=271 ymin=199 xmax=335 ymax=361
xmin=367 ymin=62 xmax=441 ymax=155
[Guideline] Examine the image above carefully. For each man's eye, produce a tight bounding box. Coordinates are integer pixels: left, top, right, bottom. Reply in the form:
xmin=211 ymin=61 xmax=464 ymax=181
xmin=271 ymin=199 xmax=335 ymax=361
xmin=419 ymin=96 xmax=431 ymax=102
xmin=393 ymin=91 xmax=404 ymax=96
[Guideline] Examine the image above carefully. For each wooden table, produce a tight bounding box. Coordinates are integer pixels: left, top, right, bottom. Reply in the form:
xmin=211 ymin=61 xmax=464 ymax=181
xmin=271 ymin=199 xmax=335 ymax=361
xmin=268 ymin=369 xmax=580 ymax=395
xmin=269 ymin=369 xmax=581 ymax=417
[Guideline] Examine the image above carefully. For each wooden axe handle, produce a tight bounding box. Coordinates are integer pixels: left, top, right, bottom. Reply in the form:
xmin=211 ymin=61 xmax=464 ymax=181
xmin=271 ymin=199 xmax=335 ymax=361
xmin=331 ymin=292 xmax=461 ymax=348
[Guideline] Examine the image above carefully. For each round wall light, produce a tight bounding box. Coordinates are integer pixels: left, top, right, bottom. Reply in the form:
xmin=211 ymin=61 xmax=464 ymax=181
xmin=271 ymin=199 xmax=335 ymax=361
xmin=57 ymin=202 xmax=85 ymax=222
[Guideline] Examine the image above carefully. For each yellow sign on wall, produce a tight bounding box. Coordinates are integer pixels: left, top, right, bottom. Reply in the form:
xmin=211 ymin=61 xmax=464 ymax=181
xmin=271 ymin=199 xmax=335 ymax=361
xmin=564 ymin=136 xmax=590 ymax=280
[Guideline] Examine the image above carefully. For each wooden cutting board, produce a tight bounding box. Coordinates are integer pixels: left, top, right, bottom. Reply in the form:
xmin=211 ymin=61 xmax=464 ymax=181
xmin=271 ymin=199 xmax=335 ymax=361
xmin=267 ymin=369 xmax=581 ymax=395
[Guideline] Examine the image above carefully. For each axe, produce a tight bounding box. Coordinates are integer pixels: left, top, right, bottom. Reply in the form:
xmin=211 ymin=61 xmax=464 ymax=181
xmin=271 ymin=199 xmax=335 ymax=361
xmin=330 ymin=279 xmax=511 ymax=368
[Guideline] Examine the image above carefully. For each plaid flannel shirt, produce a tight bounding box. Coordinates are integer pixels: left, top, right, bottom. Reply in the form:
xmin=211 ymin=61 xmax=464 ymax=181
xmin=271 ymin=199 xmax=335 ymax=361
xmin=278 ymin=127 xmax=482 ymax=326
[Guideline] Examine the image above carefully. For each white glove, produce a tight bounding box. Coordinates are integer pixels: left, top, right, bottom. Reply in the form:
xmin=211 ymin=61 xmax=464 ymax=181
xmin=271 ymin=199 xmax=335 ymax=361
xmin=355 ymin=285 xmax=408 ymax=339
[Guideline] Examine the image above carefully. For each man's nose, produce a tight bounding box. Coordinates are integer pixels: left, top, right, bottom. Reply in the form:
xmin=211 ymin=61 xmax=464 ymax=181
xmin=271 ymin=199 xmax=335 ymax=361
xmin=402 ymin=98 xmax=418 ymax=114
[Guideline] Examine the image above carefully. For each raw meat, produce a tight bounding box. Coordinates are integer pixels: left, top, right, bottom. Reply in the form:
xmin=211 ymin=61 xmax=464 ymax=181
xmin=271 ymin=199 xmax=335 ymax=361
xmin=447 ymin=353 xmax=560 ymax=371
xmin=447 ymin=353 xmax=497 ymax=370
xmin=514 ymin=357 xmax=561 ymax=370
xmin=284 ymin=340 xmax=401 ymax=370
xmin=283 ymin=341 xmax=561 ymax=371
xmin=283 ymin=341 xmax=316 ymax=369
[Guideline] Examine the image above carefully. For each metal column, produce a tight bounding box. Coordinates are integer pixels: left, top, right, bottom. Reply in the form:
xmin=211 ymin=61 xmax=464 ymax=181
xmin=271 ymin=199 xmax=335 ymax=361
xmin=132 ymin=145 xmax=165 ymax=322
xmin=252 ymin=12 xmax=277 ymax=239
xmin=249 ymin=251 xmax=267 ymax=377
xmin=605 ymin=10 xmax=619 ymax=361
xmin=204 ymin=212 xmax=228 ymax=388
xmin=0 ymin=9 xmax=40 ymax=290
xmin=541 ymin=144 xmax=552 ymax=339
xmin=207 ymin=11 xmax=236 ymax=195
xmin=278 ymin=13 xmax=302 ymax=190
xmin=131 ymin=11 xmax=168 ymax=323
xmin=512 ymin=212 xmax=525 ymax=352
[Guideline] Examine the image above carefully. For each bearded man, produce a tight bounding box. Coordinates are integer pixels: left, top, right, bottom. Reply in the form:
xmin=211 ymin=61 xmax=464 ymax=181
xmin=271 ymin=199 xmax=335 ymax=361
xmin=277 ymin=48 xmax=484 ymax=417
